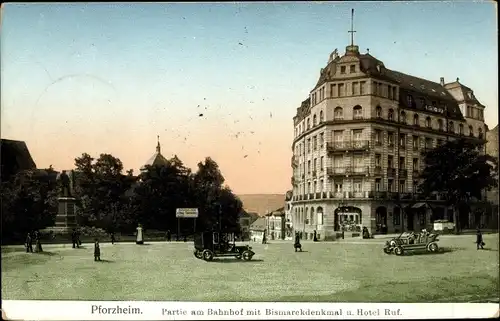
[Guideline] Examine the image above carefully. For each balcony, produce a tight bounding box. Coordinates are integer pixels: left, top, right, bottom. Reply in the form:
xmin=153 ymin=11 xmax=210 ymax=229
xmin=374 ymin=166 xmax=383 ymax=176
xmin=327 ymin=167 xmax=350 ymax=176
xmin=398 ymin=169 xmax=408 ymax=177
xmin=291 ymin=156 xmax=298 ymax=168
xmin=387 ymin=168 xmax=396 ymax=177
xmin=351 ymin=166 xmax=370 ymax=176
xmin=326 ymin=140 xmax=370 ymax=152
xmin=373 ymin=191 xmax=388 ymax=199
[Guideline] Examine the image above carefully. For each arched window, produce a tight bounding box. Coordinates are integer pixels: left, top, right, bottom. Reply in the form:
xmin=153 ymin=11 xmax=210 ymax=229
xmin=459 ymin=124 xmax=464 ymax=135
xmin=353 ymin=105 xmax=363 ymax=119
xmin=437 ymin=119 xmax=444 ymax=131
xmin=375 ymin=106 xmax=382 ymax=118
xmin=388 ymin=109 xmax=394 ymax=121
xmin=448 ymin=121 xmax=454 ymax=133
xmin=334 ymin=107 xmax=343 ymax=120
xmin=413 ymin=114 xmax=419 ymax=126
xmin=400 ymin=111 xmax=407 ymax=124
xmin=313 ymin=114 xmax=317 ymax=126
xmin=319 ymin=110 xmax=324 ymax=123
xmin=317 ymin=206 xmax=324 ymax=225
xmin=469 ymin=125 xmax=474 ymax=137
xmin=310 ymin=207 xmax=315 ymax=225
xmin=478 ymin=127 xmax=483 ymax=139
xmin=426 ymin=117 xmax=432 ymax=128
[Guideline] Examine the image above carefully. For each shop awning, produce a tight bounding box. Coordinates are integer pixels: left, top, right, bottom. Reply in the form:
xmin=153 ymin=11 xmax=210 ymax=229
xmin=412 ymin=202 xmax=427 ymax=209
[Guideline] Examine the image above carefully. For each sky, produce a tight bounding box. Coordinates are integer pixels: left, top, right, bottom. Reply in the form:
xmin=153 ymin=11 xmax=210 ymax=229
xmin=1 ymin=2 xmax=498 ymax=194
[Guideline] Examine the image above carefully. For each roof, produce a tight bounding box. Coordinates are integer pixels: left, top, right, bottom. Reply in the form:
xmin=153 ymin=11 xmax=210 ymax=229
xmin=266 ymin=207 xmax=285 ymax=216
xmin=249 ymin=217 xmax=266 ymax=231
xmin=444 ymin=81 xmax=484 ymax=106
xmin=140 ymin=152 xmax=169 ymax=170
xmin=1 ymin=139 xmax=37 ymax=181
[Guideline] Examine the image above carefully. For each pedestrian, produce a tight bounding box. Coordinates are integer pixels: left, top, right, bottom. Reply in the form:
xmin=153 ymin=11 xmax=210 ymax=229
xmin=166 ymin=230 xmax=171 ymax=242
xmin=110 ymin=232 xmax=116 ymax=245
xmin=94 ymin=239 xmax=101 ymax=261
xmin=25 ymin=232 xmax=33 ymax=253
xmin=72 ymin=229 xmax=77 ymax=248
xmin=313 ymin=230 xmax=318 ymax=242
xmin=476 ymin=229 xmax=484 ymax=250
xmin=77 ymin=229 xmax=82 ymax=247
xmin=294 ymin=232 xmax=302 ymax=252
xmin=341 ymin=226 xmax=345 ymax=240
xmin=33 ymin=231 xmax=43 ymax=253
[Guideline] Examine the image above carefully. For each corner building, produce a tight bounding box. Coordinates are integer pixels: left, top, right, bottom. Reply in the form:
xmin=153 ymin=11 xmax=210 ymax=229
xmin=290 ymin=43 xmax=487 ymax=240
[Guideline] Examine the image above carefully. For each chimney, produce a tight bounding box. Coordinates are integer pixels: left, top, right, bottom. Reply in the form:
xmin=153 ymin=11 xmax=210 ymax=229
xmin=440 ymin=77 xmax=445 ymax=86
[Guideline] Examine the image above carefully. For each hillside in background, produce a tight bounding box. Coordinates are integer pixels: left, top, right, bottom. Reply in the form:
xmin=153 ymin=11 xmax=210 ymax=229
xmin=237 ymin=194 xmax=285 ymax=216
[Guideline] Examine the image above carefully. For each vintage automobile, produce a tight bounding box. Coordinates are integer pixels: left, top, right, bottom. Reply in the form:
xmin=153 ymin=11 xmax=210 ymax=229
xmin=383 ymin=231 xmax=440 ymax=256
xmin=193 ymin=231 xmax=255 ymax=261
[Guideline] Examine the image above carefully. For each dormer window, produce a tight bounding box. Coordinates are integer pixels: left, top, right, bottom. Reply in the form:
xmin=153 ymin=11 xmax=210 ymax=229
xmin=407 ymin=95 xmax=414 ymax=108
xmin=340 ymin=66 xmax=346 ymax=74
xmin=350 ymin=65 xmax=356 ymax=73
xmin=467 ymin=92 xmax=473 ymax=99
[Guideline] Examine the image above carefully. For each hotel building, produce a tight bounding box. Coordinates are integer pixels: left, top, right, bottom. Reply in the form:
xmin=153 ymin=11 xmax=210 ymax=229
xmin=290 ymin=40 xmax=488 ymax=240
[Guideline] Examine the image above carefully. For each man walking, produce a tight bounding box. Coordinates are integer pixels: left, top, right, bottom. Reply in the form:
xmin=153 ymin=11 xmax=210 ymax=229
xmin=72 ymin=229 xmax=77 ymax=248
xmin=25 ymin=232 xmax=33 ymax=253
xmin=476 ymin=229 xmax=484 ymax=250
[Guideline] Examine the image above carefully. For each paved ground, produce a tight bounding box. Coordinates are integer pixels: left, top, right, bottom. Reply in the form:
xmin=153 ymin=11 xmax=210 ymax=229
xmin=2 ymin=234 xmax=498 ymax=302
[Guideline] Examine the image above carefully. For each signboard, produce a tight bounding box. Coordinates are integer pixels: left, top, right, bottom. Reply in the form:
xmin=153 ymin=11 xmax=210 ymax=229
xmin=176 ymin=208 xmax=199 ymax=218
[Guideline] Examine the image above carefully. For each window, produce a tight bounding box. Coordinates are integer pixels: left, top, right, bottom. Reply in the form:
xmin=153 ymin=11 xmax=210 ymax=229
xmin=338 ymin=83 xmax=345 ymax=97
xmin=319 ymin=110 xmax=324 ymax=123
xmin=469 ymin=125 xmax=474 ymax=137
xmin=425 ymin=117 xmax=432 ymax=128
xmin=307 ymin=138 xmax=311 ymax=153
xmin=353 ymin=105 xmax=363 ymax=119
xmin=307 ymin=118 xmax=310 ymax=130
xmin=334 ymin=107 xmax=343 ymax=120
xmin=407 ymin=95 xmax=414 ymax=107
xmin=320 ymin=156 xmax=324 ymax=171
xmin=352 ymin=82 xmax=359 ymax=95
xmin=399 ymin=180 xmax=405 ymax=193
xmin=400 ymin=111 xmax=407 ymax=124
xmin=393 ymin=208 xmax=401 ymax=226
xmin=375 ymin=106 xmax=382 ymax=118
xmin=313 ymin=114 xmax=317 ymax=126
xmin=375 ymin=154 xmax=381 ymax=166
xmin=350 ymin=65 xmax=356 ymax=73
xmin=335 ymin=182 xmax=343 ymax=193
xmin=353 ymin=180 xmax=362 ymax=193
xmin=399 ymin=157 xmax=405 ymax=169
xmin=399 ymin=134 xmax=406 ymax=149
xmin=388 ymin=85 xmax=393 ymax=99
xmin=459 ymin=124 xmax=464 ymax=135
xmin=467 ymin=106 xmax=472 ymax=117
xmin=331 ymin=84 xmax=337 ymax=97
xmin=388 ymin=132 xmax=394 ymax=146
xmin=319 ymin=180 xmax=323 ymax=191
xmin=360 ymin=81 xmax=366 ymax=95
xmin=478 ymin=127 xmax=483 ymax=139
xmin=307 ymin=160 xmax=311 ymax=173
xmin=388 ymin=179 xmax=394 ymax=192
xmin=333 ymin=155 xmax=343 ymax=167
xmin=319 ymin=133 xmax=324 ymax=147
xmin=449 ymin=121 xmax=454 ymax=133
xmin=334 ymin=130 xmax=343 ymax=142
xmin=388 ymin=155 xmax=394 ymax=168
xmin=375 ymin=178 xmax=381 ymax=191
xmin=413 ymin=114 xmax=419 ymax=126
xmin=375 ymin=129 xmax=382 ymax=145
xmin=392 ymin=87 xmax=397 ymax=100
xmin=437 ymin=119 xmax=444 ymax=131
xmin=412 ymin=136 xmax=419 ymax=150
xmin=425 ymin=137 xmax=433 ymax=149
xmin=413 ymin=158 xmax=419 ymax=170
xmin=340 ymin=66 xmax=346 ymax=74
xmin=388 ymin=109 xmax=394 ymax=121
xmin=313 ymin=136 xmax=317 ymax=150
xmin=313 ymin=158 xmax=317 ymax=171
xmin=353 ymin=154 xmax=363 ymax=168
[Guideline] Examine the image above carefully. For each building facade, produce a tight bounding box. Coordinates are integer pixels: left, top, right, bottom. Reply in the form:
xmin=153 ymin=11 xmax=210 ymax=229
xmin=290 ymin=42 xmax=488 ymax=239
xmin=265 ymin=208 xmax=285 ymax=240
xmin=284 ymin=190 xmax=294 ymax=240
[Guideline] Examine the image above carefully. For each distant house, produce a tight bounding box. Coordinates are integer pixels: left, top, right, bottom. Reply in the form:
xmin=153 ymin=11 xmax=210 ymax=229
xmin=239 ymin=210 xmax=254 ymax=240
xmin=249 ymin=217 xmax=266 ymax=242
xmin=1 ymin=139 xmax=37 ymax=181
xmin=265 ymin=208 xmax=286 ymax=240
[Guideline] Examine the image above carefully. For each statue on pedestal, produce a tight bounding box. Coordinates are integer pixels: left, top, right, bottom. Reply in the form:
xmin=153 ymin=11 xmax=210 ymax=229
xmin=57 ymin=170 xmax=73 ymax=197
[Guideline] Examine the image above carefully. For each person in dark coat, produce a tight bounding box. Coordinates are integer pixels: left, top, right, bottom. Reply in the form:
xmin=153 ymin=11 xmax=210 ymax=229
xmin=294 ymin=232 xmax=302 ymax=252
xmin=25 ymin=232 xmax=33 ymax=253
xmin=33 ymin=231 xmax=43 ymax=253
xmin=77 ymin=229 xmax=82 ymax=247
xmin=313 ymin=230 xmax=318 ymax=242
xmin=94 ymin=239 xmax=101 ymax=261
xmin=72 ymin=229 xmax=77 ymax=248
xmin=476 ymin=229 xmax=484 ymax=250
xmin=166 ymin=230 xmax=171 ymax=242
xmin=110 ymin=232 xmax=116 ymax=245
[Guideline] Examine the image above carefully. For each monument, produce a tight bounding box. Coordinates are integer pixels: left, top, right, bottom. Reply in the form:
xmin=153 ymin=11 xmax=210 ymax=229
xmin=51 ymin=170 xmax=78 ymax=233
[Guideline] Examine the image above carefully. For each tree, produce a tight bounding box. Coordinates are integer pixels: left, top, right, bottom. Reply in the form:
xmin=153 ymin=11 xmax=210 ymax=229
xmin=418 ymin=138 xmax=498 ymax=233
xmin=1 ymin=169 xmax=58 ymax=240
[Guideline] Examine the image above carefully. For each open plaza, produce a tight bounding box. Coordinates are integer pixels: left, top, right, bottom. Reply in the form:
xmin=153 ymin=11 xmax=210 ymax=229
xmin=2 ymin=233 xmax=498 ymax=303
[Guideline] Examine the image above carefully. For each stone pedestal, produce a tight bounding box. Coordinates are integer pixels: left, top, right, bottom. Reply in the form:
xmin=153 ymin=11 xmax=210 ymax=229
xmin=49 ymin=197 xmax=78 ymax=233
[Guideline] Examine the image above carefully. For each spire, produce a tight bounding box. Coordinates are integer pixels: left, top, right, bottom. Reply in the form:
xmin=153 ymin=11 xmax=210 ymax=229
xmin=156 ymin=135 xmax=161 ymax=154
xmin=348 ymin=9 xmax=356 ymax=46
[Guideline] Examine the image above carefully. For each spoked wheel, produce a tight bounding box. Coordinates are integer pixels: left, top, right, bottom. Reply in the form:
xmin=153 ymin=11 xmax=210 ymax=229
xmin=394 ymin=246 xmax=404 ymax=256
xmin=202 ymin=250 xmax=214 ymax=261
xmin=242 ymin=250 xmax=253 ymax=261
xmin=428 ymin=242 xmax=439 ymax=252
xmin=194 ymin=250 xmax=203 ymax=259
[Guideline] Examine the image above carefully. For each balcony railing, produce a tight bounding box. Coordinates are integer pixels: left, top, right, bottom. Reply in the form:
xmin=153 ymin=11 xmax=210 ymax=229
xmin=327 ymin=167 xmax=350 ymax=176
xmin=351 ymin=166 xmax=370 ymax=176
xmin=326 ymin=140 xmax=370 ymax=152
xmin=387 ymin=168 xmax=396 ymax=177
xmin=398 ymin=169 xmax=408 ymax=177
xmin=373 ymin=191 xmax=388 ymax=199
xmin=374 ymin=166 xmax=382 ymax=176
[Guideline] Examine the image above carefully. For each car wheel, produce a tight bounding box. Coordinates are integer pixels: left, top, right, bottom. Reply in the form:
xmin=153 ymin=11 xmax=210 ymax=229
xmin=242 ymin=250 xmax=253 ymax=261
xmin=395 ymin=246 xmax=404 ymax=256
xmin=383 ymin=247 xmax=391 ymax=254
xmin=202 ymin=250 xmax=214 ymax=261
xmin=194 ymin=250 xmax=203 ymax=259
xmin=428 ymin=242 xmax=439 ymax=252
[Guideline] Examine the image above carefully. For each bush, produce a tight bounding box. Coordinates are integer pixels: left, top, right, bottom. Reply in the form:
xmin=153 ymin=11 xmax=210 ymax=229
xmin=79 ymin=226 xmax=108 ymax=238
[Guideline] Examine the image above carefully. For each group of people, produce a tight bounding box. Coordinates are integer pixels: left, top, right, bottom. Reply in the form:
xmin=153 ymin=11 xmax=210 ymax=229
xmin=25 ymin=231 xmax=43 ymax=253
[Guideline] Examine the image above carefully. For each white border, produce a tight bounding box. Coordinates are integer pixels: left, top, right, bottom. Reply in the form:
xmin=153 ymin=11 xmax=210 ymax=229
xmin=1 ymin=301 xmax=499 ymax=320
